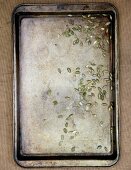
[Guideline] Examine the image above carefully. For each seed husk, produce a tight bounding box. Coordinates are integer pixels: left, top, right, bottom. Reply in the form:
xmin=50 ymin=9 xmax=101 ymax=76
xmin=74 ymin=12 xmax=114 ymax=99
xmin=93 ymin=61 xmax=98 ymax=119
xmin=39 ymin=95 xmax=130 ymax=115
xmin=59 ymin=141 xmax=63 ymax=146
xmin=73 ymin=38 xmax=79 ymax=45
xmin=74 ymin=88 xmax=79 ymax=91
xmin=97 ymin=145 xmax=102 ymax=149
xmin=67 ymin=67 xmax=71 ymax=73
xmin=66 ymin=114 xmax=73 ymax=120
xmin=62 ymin=28 xmax=74 ymax=37
xmin=101 ymin=27 xmax=105 ymax=31
xmin=61 ymin=135 xmax=64 ymax=140
xmin=79 ymin=101 xmax=83 ymax=106
xmin=71 ymin=146 xmax=75 ymax=152
xmin=65 ymin=96 xmax=70 ymax=99
xmin=63 ymin=128 xmax=67 ymax=133
xmin=104 ymin=147 xmax=108 ymax=151
xmin=102 ymin=103 xmax=108 ymax=106
xmin=75 ymin=70 xmax=80 ymax=74
xmin=68 ymin=14 xmax=72 ymax=17
xmin=47 ymin=88 xmax=52 ymax=95
xmin=58 ymin=68 xmax=61 ymax=74
xmin=99 ymin=121 xmax=103 ymax=127
xmin=76 ymin=67 xmax=80 ymax=70
xmin=58 ymin=115 xmax=63 ymax=118
xmin=65 ymin=122 xmax=68 ymax=127
xmin=82 ymin=15 xmax=86 ymax=18
xmin=53 ymin=100 xmax=58 ymax=105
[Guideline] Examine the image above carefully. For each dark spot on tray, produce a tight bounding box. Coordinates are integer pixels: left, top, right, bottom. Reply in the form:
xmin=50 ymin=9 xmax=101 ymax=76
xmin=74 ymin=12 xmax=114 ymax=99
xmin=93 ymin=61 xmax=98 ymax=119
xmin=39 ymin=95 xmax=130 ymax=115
xmin=83 ymin=5 xmax=89 ymax=10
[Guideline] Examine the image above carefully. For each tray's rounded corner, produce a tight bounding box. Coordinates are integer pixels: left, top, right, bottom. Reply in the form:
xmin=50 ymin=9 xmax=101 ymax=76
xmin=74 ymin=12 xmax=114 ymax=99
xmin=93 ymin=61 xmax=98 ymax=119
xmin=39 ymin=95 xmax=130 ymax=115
xmin=11 ymin=3 xmax=26 ymax=22
xmin=108 ymin=152 xmax=120 ymax=167
xmin=14 ymin=155 xmax=27 ymax=168
xmin=106 ymin=2 xmax=119 ymax=17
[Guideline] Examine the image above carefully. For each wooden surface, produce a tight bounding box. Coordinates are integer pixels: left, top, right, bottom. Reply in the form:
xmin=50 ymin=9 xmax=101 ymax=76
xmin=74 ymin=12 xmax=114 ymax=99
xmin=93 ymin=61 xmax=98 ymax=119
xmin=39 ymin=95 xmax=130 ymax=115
xmin=0 ymin=0 xmax=131 ymax=169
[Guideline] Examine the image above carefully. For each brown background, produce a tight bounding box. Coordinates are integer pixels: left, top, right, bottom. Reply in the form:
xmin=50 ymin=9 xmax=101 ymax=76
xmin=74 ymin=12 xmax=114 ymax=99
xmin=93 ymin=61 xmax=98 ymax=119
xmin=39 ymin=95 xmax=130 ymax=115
xmin=0 ymin=0 xmax=131 ymax=170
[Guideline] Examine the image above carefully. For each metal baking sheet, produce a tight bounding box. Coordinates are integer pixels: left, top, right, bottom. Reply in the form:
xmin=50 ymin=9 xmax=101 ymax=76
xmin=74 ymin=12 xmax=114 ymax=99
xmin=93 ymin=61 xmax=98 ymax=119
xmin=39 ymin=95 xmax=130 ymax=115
xmin=13 ymin=3 xmax=119 ymax=167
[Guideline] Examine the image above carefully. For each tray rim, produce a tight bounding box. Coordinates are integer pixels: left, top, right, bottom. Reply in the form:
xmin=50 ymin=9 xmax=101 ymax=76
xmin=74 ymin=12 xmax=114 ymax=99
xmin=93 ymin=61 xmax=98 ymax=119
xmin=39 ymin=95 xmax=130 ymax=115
xmin=12 ymin=2 xmax=120 ymax=167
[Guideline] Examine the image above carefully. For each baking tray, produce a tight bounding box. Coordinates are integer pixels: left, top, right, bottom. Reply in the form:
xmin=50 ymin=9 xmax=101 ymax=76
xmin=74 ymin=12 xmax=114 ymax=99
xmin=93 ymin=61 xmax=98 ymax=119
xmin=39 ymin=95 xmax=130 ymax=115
xmin=13 ymin=3 xmax=119 ymax=167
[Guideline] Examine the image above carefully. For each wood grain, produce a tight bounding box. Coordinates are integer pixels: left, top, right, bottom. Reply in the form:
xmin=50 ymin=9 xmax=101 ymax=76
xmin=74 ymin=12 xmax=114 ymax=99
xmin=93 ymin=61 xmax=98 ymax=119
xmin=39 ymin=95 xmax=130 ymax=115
xmin=0 ymin=0 xmax=131 ymax=169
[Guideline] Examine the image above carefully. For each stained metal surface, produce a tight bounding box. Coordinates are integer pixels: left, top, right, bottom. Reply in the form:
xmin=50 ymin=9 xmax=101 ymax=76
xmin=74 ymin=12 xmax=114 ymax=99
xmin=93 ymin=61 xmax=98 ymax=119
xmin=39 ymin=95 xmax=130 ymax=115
xmin=13 ymin=3 xmax=119 ymax=167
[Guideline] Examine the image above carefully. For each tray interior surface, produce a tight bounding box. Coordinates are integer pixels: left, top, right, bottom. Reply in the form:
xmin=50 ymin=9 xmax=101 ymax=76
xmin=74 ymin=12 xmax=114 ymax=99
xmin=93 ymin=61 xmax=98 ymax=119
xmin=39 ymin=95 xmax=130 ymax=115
xmin=19 ymin=15 xmax=113 ymax=156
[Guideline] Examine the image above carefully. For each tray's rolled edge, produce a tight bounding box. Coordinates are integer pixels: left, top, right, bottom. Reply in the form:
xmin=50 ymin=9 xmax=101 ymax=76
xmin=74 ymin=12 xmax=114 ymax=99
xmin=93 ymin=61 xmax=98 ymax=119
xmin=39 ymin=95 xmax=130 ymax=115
xmin=114 ymin=2 xmax=120 ymax=166
xmin=12 ymin=2 xmax=120 ymax=167
xmin=12 ymin=4 xmax=20 ymax=167
xmin=108 ymin=2 xmax=120 ymax=166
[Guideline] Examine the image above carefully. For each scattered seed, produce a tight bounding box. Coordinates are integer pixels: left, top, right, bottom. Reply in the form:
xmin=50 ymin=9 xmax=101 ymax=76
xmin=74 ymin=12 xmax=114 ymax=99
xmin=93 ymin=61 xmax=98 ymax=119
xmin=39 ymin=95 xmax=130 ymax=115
xmin=92 ymin=113 xmax=96 ymax=117
xmin=65 ymin=122 xmax=68 ymax=127
xmin=67 ymin=67 xmax=71 ymax=73
xmin=73 ymin=38 xmax=79 ymax=45
xmin=68 ymin=14 xmax=72 ymax=17
xmin=59 ymin=141 xmax=63 ymax=146
xmin=61 ymin=135 xmax=64 ymax=140
xmin=88 ymin=20 xmax=93 ymax=24
xmin=75 ymin=70 xmax=80 ymax=74
xmin=93 ymin=40 xmax=97 ymax=45
xmin=86 ymin=103 xmax=92 ymax=106
xmin=104 ymin=147 xmax=108 ymax=151
xmin=99 ymin=121 xmax=103 ymax=127
xmin=89 ymin=61 xmax=96 ymax=66
xmin=102 ymin=103 xmax=108 ymax=106
xmin=109 ymin=73 xmax=112 ymax=80
xmin=102 ymin=14 xmax=107 ymax=16
xmin=88 ymin=67 xmax=94 ymax=74
xmin=105 ymin=22 xmax=111 ymax=26
xmin=74 ymin=88 xmax=79 ymax=91
xmin=82 ymin=73 xmax=86 ymax=77
xmin=80 ymin=78 xmax=84 ymax=82
xmin=76 ymin=67 xmax=80 ymax=70
xmin=58 ymin=68 xmax=61 ymax=74
xmin=79 ymin=101 xmax=83 ymax=106
xmin=106 ymin=39 xmax=109 ymax=44
xmin=101 ymin=27 xmax=105 ymax=31
xmin=110 ymin=127 xmax=113 ymax=134
xmin=66 ymin=114 xmax=73 ymax=120
xmin=91 ymin=16 xmax=96 ymax=19
xmin=65 ymin=96 xmax=70 ymax=99
xmin=72 ymin=130 xmax=79 ymax=136
xmin=63 ymin=128 xmax=67 ymax=133
xmin=82 ymin=15 xmax=86 ymax=18
xmin=62 ymin=28 xmax=74 ymax=37
xmin=110 ymin=15 xmax=112 ymax=20
xmin=70 ymin=136 xmax=74 ymax=139
xmin=97 ymin=145 xmax=102 ymax=149
xmin=47 ymin=88 xmax=52 ymax=95
xmin=58 ymin=115 xmax=63 ymax=118
xmin=53 ymin=100 xmax=58 ymax=105
xmin=91 ymin=86 xmax=96 ymax=89
xmin=108 ymin=105 xmax=113 ymax=111
xmin=85 ymin=105 xmax=90 ymax=111
xmin=106 ymin=28 xmax=109 ymax=34
xmin=87 ymin=80 xmax=92 ymax=84
xmin=71 ymin=146 xmax=75 ymax=152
